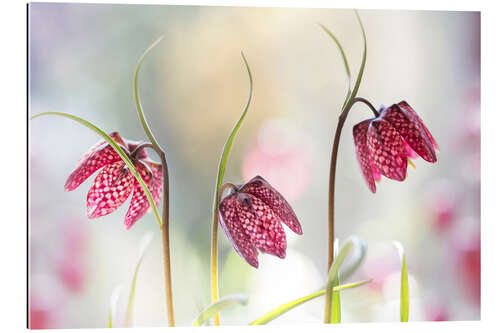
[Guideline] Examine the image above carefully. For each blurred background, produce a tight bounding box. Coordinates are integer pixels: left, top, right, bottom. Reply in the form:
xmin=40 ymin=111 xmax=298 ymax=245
xmin=28 ymin=3 xmax=480 ymax=328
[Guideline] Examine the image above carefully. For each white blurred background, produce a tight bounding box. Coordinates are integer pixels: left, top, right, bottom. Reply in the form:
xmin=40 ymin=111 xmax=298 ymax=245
xmin=28 ymin=3 xmax=480 ymax=328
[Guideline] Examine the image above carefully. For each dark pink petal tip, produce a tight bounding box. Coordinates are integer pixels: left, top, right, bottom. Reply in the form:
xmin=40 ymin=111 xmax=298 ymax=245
xmin=353 ymin=120 xmax=377 ymax=193
xmin=367 ymin=119 xmax=408 ymax=181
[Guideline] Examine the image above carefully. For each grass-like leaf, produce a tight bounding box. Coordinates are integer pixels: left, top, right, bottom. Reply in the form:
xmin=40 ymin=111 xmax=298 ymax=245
xmin=350 ymin=9 xmax=367 ymax=102
xmin=250 ymin=280 xmax=371 ymax=325
xmin=339 ymin=236 xmax=367 ymax=282
xmin=210 ymin=51 xmax=253 ymax=325
xmin=31 ymin=111 xmax=162 ymax=227
xmin=394 ymin=241 xmax=409 ymax=322
xmin=125 ymin=232 xmax=154 ymax=327
xmin=108 ymin=285 xmax=123 ymax=328
xmin=133 ymin=36 xmax=164 ymax=151
xmin=324 ymin=239 xmax=353 ymax=323
xmin=192 ymin=294 xmax=248 ymax=326
xmin=319 ymin=23 xmax=352 ymax=109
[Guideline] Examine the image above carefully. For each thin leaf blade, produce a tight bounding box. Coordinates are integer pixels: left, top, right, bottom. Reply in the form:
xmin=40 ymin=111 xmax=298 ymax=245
xmin=394 ymin=241 xmax=409 ymax=322
xmin=319 ymin=23 xmax=352 ymax=109
xmin=324 ymin=239 xmax=353 ymax=323
xmin=350 ymin=9 xmax=367 ymax=101
xmin=250 ymin=280 xmax=371 ymax=325
xmin=31 ymin=111 xmax=163 ymax=227
xmin=192 ymin=294 xmax=248 ymax=326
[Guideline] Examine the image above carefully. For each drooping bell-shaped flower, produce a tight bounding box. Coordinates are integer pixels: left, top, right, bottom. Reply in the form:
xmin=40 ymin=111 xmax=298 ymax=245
xmin=218 ymin=176 xmax=302 ymax=268
xmin=353 ymin=101 xmax=438 ymax=193
xmin=65 ymin=132 xmax=162 ymax=229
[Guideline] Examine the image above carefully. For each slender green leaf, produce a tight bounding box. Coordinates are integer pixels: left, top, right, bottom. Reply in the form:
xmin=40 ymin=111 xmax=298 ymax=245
xmin=330 ymin=239 xmax=341 ymax=323
xmin=339 ymin=236 xmax=367 ymax=281
xmin=192 ymin=294 xmax=248 ymax=326
xmin=349 ymin=9 xmax=367 ymax=102
xmin=319 ymin=23 xmax=352 ymax=109
xmin=108 ymin=285 xmax=123 ymax=328
xmin=125 ymin=232 xmax=154 ymax=327
xmin=324 ymin=239 xmax=353 ymax=323
xmin=394 ymin=241 xmax=409 ymax=322
xmin=250 ymin=280 xmax=371 ymax=325
xmin=133 ymin=36 xmax=164 ymax=151
xmin=31 ymin=112 xmax=162 ymax=227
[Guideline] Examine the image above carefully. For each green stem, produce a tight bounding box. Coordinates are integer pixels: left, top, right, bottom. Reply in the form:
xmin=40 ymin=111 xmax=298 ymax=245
xmin=210 ymin=52 xmax=253 ymax=325
xmin=132 ymin=37 xmax=175 ymax=326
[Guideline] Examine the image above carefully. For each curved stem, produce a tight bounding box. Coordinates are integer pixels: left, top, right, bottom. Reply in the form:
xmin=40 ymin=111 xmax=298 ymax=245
xmin=325 ymin=96 xmax=375 ymax=322
xmin=158 ymin=151 xmax=175 ymax=327
xmin=352 ymin=97 xmax=379 ymax=117
xmin=130 ymin=142 xmax=155 ymax=159
xmin=132 ymin=37 xmax=175 ymax=326
xmin=210 ymin=52 xmax=253 ymax=326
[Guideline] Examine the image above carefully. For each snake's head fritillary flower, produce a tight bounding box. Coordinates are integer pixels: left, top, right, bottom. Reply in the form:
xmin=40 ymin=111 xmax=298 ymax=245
xmin=353 ymin=101 xmax=438 ymax=193
xmin=218 ymin=175 xmax=302 ymax=268
xmin=65 ymin=132 xmax=163 ymax=229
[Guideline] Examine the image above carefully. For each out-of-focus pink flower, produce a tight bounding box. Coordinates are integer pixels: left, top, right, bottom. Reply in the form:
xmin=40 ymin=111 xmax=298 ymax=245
xmin=65 ymin=132 xmax=162 ymax=229
xmin=29 ymin=298 xmax=51 ymax=330
xmin=353 ymin=101 xmax=438 ymax=193
xmin=455 ymin=235 xmax=481 ymax=304
xmin=242 ymin=119 xmax=310 ymax=202
xmin=425 ymin=301 xmax=449 ymax=321
xmin=425 ymin=181 xmax=459 ymax=232
xmin=55 ymin=219 xmax=88 ymax=292
xmin=218 ymin=176 xmax=302 ymax=268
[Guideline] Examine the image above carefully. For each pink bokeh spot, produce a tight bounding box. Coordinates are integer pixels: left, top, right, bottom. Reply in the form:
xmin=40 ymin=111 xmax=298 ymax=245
xmin=242 ymin=119 xmax=310 ymax=202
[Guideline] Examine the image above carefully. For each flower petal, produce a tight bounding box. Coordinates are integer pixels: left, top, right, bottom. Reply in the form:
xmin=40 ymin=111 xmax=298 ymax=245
xmin=124 ymin=161 xmax=154 ymax=229
xmin=390 ymin=101 xmax=439 ymax=159
xmin=240 ymin=176 xmax=302 ymax=234
xmin=353 ymin=120 xmax=377 ymax=193
xmin=219 ymin=194 xmax=259 ymax=268
xmin=367 ymin=119 xmax=408 ymax=181
xmin=242 ymin=192 xmax=287 ymax=259
xmin=86 ymin=161 xmax=134 ymax=218
xmin=144 ymin=160 xmax=163 ymax=207
xmin=65 ymin=132 xmax=127 ymax=191
xmin=399 ymin=101 xmax=439 ymax=151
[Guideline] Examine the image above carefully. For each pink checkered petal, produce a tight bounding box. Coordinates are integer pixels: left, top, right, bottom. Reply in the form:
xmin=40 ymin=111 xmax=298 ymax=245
xmin=86 ymin=161 xmax=134 ymax=218
xmin=124 ymin=161 xmax=154 ymax=229
xmin=381 ymin=103 xmax=437 ymax=162
xmin=240 ymin=176 xmax=302 ymax=234
xmin=371 ymin=160 xmax=382 ymax=182
xmin=398 ymin=101 xmax=439 ymax=151
xmin=65 ymin=132 xmax=128 ymax=191
xmin=242 ymin=193 xmax=287 ymax=259
xmin=403 ymin=140 xmax=419 ymax=159
xmin=367 ymin=119 xmax=408 ymax=181
xmin=145 ymin=161 xmax=163 ymax=207
xmin=219 ymin=195 xmax=259 ymax=268
xmin=353 ymin=120 xmax=377 ymax=193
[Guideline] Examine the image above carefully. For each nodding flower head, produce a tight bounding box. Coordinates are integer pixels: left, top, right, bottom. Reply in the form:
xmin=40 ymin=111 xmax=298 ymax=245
xmin=65 ymin=132 xmax=162 ymax=229
xmin=218 ymin=176 xmax=302 ymax=268
xmin=353 ymin=101 xmax=439 ymax=193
